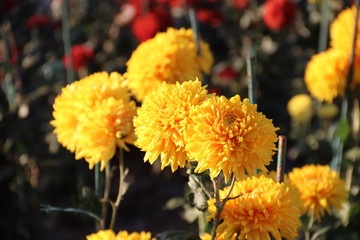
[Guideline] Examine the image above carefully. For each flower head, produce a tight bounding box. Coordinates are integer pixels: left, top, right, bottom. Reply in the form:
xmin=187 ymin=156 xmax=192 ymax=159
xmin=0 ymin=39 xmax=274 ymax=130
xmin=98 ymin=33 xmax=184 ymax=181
xmin=184 ymin=95 xmax=279 ymax=181
xmin=86 ymin=229 xmax=155 ymax=240
xmin=288 ymin=164 xmax=349 ymax=221
xmin=51 ymin=72 xmax=136 ymax=170
xmin=134 ymin=80 xmax=211 ymax=171
xmin=304 ymin=48 xmax=348 ymax=103
xmin=330 ymin=6 xmax=360 ymax=55
xmin=207 ymin=175 xmax=301 ymax=240
xmin=263 ymin=0 xmax=297 ymax=31
xmin=287 ymin=94 xmax=313 ymax=123
xmin=201 ymin=233 xmax=235 ymax=240
xmin=126 ymin=27 xmax=214 ymax=101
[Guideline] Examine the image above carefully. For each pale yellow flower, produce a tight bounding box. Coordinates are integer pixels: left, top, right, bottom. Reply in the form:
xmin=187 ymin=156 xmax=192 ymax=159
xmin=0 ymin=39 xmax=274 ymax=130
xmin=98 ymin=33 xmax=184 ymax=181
xmin=207 ymin=175 xmax=301 ymax=240
xmin=287 ymin=94 xmax=313 ymax=123
xmin=184 ymin=95 xmax=279 ymax=181
xmin=288 ymin=164 xmax=349 ymax=221
xmin=126 ymin=27 xmax=214 ymax=102
xmin=133 ymin=80 xmax=212 ymax=171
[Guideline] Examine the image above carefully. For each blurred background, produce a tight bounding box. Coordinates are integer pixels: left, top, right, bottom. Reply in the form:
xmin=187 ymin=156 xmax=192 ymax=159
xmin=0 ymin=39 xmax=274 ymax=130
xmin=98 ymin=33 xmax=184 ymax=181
xmin=1 ymin=0 xmax=359 ymax=239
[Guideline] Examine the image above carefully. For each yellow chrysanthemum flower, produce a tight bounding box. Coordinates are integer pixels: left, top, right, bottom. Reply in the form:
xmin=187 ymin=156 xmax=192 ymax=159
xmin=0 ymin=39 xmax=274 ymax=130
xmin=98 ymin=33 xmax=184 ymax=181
xmin=86 ymin=230 xmax=155 ymax=240
xmin=51 ymin=72 xmax=136 ymax=170
xmin=287 ymin=94 xmax=313 ymax=123
xmin=207 ymin=175 xmax=301 ymax=240
xmin=134 ymin=80 xmax=212 ymax=171
xmin=126 ymin=27 xmax=214 ymax=102
xmin=201 ymin=233 xmax=235 ymax=240
xmin=330 ymin=6 xmax=360 ymax=55
xmin=288 ymin=164 xmax=349 ymax=221
xmin=184 ymin=95 xmax=279 ymax=181
xmin=304 ymin=48 xmax=348 ymax=103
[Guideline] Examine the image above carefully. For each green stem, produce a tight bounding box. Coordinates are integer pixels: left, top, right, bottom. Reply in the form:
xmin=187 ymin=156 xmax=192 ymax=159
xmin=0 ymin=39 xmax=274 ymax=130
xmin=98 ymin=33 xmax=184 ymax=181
xmin=40 ymin=204 xmax=101 ymax=222
xmin=61 ymin=0 xmax=75 ymax=84
xmin=246 ymin=56 xmax=257 ymax=105
xmin=94 ymin=163 xmax=101 ymax=197
xmin=317 ymin=0 xmax=329 ymax=53
xmin=99 ymin=163 xmax=111 ymax=230
xmin=305 ymin=210 xmax=315 ymax=240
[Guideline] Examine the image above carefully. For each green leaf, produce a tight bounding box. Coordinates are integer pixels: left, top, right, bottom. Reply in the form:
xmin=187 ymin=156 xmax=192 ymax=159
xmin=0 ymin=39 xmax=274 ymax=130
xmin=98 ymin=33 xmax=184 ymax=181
xmin=334 ymin=118 xmax=350 ymax=141
xmin=349 ymin=202 xmax=360 ymax=220
xmin=156 ymin=231 xmax=201 ymax=240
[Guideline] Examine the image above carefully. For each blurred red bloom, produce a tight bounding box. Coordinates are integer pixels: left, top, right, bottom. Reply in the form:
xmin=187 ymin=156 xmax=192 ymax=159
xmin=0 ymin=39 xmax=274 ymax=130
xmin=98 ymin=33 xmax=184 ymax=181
xmin=196 ymin=8 xmax=223 ymax=27
xmin=217 ymin=65 xmax=237 ymax=81
xmin=62 ymin=44 xmax=94 ymax=71
xmin=233 ymin=0 xmax=250 ymax=10
xmin=26 ymin=15 xmax=49 ymax=29
xmin=166 ymin=0 xmax=200 ymax=8
xmin=263 ymin=0 xmax=297 ymax=31
xmin=131 ymin=7 xmax=172 ymax=42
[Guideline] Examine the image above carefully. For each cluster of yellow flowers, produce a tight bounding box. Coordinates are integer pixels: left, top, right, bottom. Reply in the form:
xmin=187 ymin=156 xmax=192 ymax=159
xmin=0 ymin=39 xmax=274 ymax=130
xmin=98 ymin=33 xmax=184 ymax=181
xmin=51 ymin=28 xmax=214 ymax=170
xmin=50 ymin=27 xmax=349 ymax=240
xmin=135 ymin=80 xmax=279 ymax=180
xmin=305 ymin=6 xmax=360 ymax=102
xmin=86 ymin=230 xmax=155 ymax=240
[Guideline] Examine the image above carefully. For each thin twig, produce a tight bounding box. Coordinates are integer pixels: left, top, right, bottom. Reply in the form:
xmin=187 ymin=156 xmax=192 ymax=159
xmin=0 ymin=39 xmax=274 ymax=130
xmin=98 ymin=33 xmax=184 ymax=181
xmin=211 ymin=174 xmax=237 ymax=240
xmin=40 ymin=204 xmax=101 ymax=222
xmin=305 ymin=210 xmax=315 ymax=240
xmin=190 ymin=174 xmax=212 ymax=199
xmin=109 ymin=148 xmax=127 ymax=230
xmin=276 ymin=135 xmax=287 ymax=183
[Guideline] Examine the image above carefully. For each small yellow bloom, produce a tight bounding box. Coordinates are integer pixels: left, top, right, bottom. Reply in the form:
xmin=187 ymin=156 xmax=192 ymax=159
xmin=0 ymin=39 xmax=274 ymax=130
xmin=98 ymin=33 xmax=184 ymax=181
xmin=51 ymin=72 xmax=136 ymax=170
xmin=134 ymin=80 xmax=212 ymax=171
xmin=184 ymin=95 xmax=279 ymax=181
xmin=304 ymin=48 xmax=348 ymax=103
xmin=288 ymin=164 xmax=349 ymax=221
xmin=86 ymin=230 xmax=155 ymax=240
xmin=287 ymin=94 xmax=313 ymax=123
xmin=316 ymin=103 xmax=339 ymax=119
xmin=207 ymin=175 xmax=301 ymax=240
xmin=201 ymin=233 xmax=235 ymax=240
xmin=126 ymin=27 xmax=214 ymax=102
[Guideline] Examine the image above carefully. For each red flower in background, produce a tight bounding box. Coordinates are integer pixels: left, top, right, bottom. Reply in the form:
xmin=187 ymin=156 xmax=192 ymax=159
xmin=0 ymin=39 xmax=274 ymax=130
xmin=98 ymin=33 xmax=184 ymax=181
xmin=263 ymin=0 xmax=297 ymax=31
xmin=196 ymin=8 xmax=223 ymax=27
xmin=233 ymin=0 xmax=250 ymax=10
xmin=26 ymin=15 xmax=49 ymax=29
xmin=131 ymin=7 xmax=172 ymax=42
xmin=62 ymin=44 xmax=94 ymax=71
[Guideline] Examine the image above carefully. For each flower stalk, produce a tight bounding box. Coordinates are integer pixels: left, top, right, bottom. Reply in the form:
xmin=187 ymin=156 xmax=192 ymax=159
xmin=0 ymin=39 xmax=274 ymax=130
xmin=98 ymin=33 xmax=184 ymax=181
xmin=276 ymin=135 xmax=287 ymax=183
xmin=109 ymin=148 xmax=128 ymax=230
xmin=211 ymin=174 xmax=236 ymax=240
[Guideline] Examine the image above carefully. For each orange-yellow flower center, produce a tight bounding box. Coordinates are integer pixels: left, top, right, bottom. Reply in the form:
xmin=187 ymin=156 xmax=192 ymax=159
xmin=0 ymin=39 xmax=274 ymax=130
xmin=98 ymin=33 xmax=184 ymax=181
xmin=223 ymin=114 xmax=237 ymax=127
